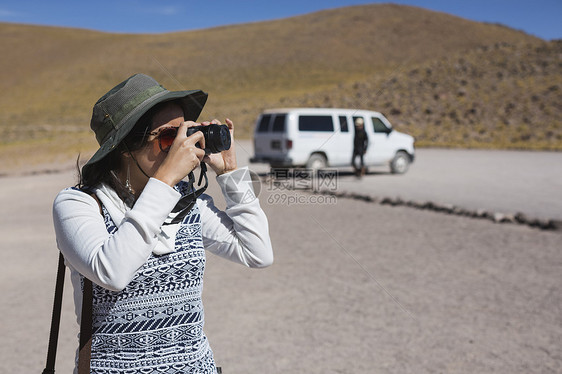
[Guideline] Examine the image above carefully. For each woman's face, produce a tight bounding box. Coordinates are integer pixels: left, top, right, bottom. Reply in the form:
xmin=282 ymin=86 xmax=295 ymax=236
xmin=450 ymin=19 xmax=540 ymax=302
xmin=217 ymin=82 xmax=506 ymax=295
xmin=128 ymin=102 xmax=184 ymax=179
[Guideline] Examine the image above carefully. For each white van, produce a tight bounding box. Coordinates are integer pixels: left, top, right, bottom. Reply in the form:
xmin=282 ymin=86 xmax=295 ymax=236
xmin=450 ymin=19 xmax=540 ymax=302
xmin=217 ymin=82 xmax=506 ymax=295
xmin=250 ymin=108 xmax=415 ymax=174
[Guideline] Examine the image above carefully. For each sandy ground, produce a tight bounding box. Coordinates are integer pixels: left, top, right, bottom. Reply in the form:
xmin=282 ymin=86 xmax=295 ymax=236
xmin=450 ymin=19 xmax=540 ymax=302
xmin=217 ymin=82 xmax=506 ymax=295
xmin=1 ymin=145 xmax=561 ymax=373
xmin=333 ymin=149 xmax=562 ymax=221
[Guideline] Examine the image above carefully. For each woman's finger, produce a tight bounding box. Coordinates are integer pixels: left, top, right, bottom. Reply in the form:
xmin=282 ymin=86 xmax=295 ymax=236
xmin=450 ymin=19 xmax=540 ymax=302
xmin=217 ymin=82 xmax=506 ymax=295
xmin=185 ymin=128 xmax=206 ymax=151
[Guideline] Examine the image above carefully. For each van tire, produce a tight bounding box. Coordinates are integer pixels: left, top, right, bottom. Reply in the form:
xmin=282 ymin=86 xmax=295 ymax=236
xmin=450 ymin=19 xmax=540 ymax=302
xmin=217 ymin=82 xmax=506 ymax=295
xmin=306 ymin=154 xmax=327 ymax=170
xmin=390 ymin=151 xmax=410 ymax=174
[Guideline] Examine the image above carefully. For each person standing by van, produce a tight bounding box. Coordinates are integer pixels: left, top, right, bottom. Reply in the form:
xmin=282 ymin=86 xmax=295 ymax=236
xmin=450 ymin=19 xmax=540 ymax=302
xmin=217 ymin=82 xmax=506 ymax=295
xmin=352 ymin=117 xmax=368 ymax=177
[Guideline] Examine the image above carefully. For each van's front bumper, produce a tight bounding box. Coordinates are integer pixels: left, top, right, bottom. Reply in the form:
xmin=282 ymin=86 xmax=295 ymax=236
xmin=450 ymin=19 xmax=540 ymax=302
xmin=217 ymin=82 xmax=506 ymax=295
xmin=250 ymin=155 xmax=293 ymax=166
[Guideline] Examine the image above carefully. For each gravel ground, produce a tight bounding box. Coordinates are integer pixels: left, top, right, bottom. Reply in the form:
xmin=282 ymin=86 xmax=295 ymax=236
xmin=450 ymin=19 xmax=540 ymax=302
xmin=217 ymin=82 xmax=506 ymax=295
xmin=203 ymin=189 xmax=561 ymax=374
xmin=331 ymin=148 xmax=562 ymax=221
xmin=0 ymin=146 xmax=560 ymax=373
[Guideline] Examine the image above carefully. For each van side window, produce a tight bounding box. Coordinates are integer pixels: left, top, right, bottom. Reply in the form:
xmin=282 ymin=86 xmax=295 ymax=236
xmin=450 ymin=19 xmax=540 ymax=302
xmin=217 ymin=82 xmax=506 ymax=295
xmin=372 ymin=117 xmax=390 ymax=133
xmin=257 ymin=115 xmax=271 ymax=133
xmin=339 ymin=116 xmax=349 ymax=132
xmin=298 ymin=115 xmax=334 ymax=132
xmin=272 ymin=114 xmax=286 ymax=132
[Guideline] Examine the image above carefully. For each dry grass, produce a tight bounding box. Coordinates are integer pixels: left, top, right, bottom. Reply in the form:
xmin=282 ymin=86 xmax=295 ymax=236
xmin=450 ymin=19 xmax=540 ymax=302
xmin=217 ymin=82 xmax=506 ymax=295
xmin=0 ymin=4 xmax=555 ymax=171
xmin=289 ymin=41 xmax=562 ymax=150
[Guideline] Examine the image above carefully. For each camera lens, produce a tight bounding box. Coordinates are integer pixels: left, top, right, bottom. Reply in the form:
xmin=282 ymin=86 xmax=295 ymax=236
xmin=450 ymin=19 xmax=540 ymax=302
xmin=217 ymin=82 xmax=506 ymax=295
xmin=187 ymin=123 xmax=231 ymax=154
xmin=213 ymin=124 xmax=231 ymax=153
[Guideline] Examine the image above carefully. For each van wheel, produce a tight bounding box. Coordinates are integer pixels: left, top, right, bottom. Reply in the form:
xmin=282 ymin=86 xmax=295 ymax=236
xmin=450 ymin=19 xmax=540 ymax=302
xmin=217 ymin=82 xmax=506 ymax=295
xmin=306 ymin=154 xmax=327 ymax=170
xmin=390 ymin=151 xmax=410 ymax=174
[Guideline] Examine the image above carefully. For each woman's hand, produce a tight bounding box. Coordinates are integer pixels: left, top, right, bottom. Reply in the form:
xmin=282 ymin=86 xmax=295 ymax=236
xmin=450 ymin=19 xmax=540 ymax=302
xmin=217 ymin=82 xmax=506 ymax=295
xmin=202 ymin=118 xmax=238 ymax=175
xmin=153 ymin=121 xmax=206 ymax=187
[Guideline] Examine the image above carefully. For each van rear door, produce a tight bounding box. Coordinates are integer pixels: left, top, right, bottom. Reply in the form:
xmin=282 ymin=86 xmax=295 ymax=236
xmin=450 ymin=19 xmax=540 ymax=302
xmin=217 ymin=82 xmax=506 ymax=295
xmin=253 ymin=113 xmax=289 ymax=162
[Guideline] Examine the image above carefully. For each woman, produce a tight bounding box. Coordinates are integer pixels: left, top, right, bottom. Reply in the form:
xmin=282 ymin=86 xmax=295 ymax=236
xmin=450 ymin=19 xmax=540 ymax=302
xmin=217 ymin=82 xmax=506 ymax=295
xmin=53 ymin=74 xmax=273 ymax=373
xmin=352 ymin=117 xmax=368 ymax=177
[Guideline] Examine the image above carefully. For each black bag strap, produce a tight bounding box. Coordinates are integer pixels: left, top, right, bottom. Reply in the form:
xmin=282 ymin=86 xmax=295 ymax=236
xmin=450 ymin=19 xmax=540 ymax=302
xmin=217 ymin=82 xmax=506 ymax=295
xmin=42 ymin=252 xmax=66 ymax=374
xmin=42 ymin=253 xmax=93 ymax=374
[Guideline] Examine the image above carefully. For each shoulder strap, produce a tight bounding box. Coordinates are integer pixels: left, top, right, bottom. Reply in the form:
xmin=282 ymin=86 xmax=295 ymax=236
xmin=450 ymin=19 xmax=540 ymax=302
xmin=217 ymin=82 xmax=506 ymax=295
xmin=42 ymin=252 xmax=66 ymax=374
xmin=42 ymin=254 xmax=93 ymax=374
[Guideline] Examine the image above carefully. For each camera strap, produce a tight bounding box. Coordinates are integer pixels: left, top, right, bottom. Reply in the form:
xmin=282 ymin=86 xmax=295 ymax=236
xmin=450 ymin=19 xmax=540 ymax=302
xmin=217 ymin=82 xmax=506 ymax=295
xmin=169 ymin=163 xmax=209 ymax=224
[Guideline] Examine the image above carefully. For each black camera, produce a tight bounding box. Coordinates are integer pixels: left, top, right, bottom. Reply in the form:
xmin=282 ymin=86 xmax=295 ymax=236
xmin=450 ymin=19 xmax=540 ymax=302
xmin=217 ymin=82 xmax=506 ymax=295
xmin=186 ymin=123 xmax=231 ymax=154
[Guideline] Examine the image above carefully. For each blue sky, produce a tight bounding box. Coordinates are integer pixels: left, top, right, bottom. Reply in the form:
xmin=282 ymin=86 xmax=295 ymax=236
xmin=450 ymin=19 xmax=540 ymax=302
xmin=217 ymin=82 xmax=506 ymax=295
xmin=0 ymin=0 xmax=560 ymax=40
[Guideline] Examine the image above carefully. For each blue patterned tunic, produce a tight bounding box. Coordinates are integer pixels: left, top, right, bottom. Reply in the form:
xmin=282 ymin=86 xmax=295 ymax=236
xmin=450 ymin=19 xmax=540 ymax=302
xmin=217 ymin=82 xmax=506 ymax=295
xmin=85 ymin=190 xmax=217 ymax=373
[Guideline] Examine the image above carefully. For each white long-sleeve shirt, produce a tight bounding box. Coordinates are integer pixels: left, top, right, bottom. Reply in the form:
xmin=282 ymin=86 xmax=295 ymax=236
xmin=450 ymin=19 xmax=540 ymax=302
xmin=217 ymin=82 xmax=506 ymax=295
xmin=53 ymin=168 xmax=273 ymax=307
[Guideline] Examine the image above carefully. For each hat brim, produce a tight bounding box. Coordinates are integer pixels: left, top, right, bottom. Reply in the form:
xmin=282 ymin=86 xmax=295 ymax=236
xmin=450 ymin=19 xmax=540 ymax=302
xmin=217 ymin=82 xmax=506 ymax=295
xmin=83 ymin=89 xmax=208 ymax=174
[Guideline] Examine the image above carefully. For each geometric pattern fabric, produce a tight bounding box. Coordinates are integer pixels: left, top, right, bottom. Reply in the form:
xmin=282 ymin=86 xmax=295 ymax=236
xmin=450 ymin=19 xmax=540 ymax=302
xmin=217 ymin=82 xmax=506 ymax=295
xmin=84 ymin=181 xmax=217 ymax=373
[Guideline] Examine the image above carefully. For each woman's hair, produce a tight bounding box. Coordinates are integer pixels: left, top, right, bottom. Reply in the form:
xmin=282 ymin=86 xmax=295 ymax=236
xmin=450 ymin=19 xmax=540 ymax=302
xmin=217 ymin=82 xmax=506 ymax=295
xmin=76 ymin=101 xmax=177 ymax=205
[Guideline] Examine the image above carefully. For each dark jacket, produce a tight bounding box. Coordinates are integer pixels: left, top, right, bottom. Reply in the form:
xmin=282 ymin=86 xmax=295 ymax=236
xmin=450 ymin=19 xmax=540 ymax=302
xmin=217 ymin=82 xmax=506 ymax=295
xmin=353 ymin=129 xmax=368 ymax=154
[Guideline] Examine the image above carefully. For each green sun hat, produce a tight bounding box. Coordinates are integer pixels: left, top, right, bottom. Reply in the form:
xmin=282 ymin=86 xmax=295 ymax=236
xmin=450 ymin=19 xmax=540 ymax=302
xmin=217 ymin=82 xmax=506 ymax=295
xmin=84 ymin=73 xmax=208 ymax=174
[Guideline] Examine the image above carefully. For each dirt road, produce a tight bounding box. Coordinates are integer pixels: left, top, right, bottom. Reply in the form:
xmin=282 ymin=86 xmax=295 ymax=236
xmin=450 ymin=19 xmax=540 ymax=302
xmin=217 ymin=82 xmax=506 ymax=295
xmin=0 ymin=147 xmax=560 ymax=373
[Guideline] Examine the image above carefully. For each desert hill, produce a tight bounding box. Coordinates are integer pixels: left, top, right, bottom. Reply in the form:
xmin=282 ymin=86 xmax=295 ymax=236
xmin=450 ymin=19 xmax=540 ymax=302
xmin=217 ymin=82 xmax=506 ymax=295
xmin=285 ymin=40 xmax=562 ymax=150
xmin=0 ymin=4 xmax=559 ymax=170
